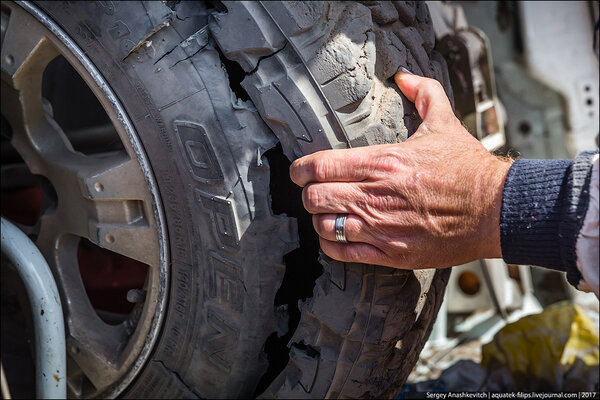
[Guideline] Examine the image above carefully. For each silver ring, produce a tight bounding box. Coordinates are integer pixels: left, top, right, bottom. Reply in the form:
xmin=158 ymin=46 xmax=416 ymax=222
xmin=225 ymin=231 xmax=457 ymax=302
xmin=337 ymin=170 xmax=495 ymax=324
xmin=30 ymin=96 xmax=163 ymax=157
xmin=335 ymin=214 xmax=349 ymax=243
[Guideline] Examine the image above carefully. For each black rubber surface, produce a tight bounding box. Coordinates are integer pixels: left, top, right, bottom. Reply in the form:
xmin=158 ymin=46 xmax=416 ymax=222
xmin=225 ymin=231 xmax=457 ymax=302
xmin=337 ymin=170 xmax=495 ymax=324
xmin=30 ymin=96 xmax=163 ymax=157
xmin=211 ymin=2 xmax=453 ymax=398
xmin=35 ymin=1 xmax=452 ymax=398
xmin=38 ymin=1 xmax=297 ymax=398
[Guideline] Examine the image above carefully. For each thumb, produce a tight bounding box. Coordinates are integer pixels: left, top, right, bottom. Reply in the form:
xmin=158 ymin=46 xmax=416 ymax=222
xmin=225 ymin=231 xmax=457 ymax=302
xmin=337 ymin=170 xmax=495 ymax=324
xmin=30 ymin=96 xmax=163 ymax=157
xmin=394 ymin=71 xmax=454 ymax=124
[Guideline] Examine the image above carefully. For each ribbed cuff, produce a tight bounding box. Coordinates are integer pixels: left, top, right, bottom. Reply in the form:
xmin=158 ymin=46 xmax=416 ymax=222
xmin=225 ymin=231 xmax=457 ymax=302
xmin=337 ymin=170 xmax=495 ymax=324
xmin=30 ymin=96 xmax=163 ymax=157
xmin=500 ymin=159 xmax=572 ymax=271
xmin=500 ymin=151 xmax=598 ymax=287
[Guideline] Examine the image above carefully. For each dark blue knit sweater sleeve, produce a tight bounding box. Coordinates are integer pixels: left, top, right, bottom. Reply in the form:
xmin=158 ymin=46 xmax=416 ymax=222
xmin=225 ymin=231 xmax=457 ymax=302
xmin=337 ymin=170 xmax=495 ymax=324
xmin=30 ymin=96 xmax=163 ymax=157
xmin=500 ymin=151 xmax=598 ymax=287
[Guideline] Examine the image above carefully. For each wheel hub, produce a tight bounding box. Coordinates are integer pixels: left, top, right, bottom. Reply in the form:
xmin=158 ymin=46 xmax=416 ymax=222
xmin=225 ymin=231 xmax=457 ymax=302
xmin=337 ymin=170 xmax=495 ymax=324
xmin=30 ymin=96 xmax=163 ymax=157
xmin=0 ymin=2 xmax=168 ymax=397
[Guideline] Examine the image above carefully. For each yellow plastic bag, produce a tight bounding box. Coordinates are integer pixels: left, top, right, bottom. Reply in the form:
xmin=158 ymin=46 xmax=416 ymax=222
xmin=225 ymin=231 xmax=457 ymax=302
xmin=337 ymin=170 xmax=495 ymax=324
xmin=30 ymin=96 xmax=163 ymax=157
xmin=481 ymin=301 xmax=599 ymax=391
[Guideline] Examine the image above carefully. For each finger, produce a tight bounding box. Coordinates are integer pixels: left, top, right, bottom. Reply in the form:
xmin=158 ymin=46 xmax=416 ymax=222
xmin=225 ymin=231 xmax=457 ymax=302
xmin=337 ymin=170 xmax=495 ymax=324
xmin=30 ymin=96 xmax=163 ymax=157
xmin=290 ymin=147 xmax=374 ymax=187
xmin=302 ymin=181 xmax=363 ymax=214
xmin=312 ymin=213 xmax=370 ymax=243
xmin=394 ymin=71 xmax=453 ymax=124
xmin=319 ymin=237 xmax=388 ymax=265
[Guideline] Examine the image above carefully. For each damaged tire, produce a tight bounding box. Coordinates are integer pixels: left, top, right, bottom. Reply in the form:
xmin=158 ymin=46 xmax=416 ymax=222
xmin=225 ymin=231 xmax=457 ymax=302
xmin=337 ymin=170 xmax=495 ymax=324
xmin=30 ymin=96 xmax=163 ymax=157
xmin=211 ymin=2 xmax=453 ymax=398
xmin=5 ymin=1 xmax=451 ymax=398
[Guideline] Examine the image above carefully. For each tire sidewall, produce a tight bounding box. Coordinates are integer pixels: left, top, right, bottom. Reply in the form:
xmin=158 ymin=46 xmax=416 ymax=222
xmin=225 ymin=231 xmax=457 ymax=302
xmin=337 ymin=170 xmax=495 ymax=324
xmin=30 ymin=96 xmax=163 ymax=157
xmin=36 ymin=1 xmax=283 ymax=397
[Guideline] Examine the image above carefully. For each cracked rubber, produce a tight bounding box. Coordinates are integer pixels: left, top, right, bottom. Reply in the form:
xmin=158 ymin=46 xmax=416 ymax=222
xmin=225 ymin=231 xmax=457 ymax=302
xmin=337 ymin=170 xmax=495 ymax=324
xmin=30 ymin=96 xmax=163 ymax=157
xmin=37 ymin=1 xmax=452 ymax=398
xmin=37 ymin=1 xmax=298 ymax=398
xmin=211 ymin=1 xmax=452 ymax=398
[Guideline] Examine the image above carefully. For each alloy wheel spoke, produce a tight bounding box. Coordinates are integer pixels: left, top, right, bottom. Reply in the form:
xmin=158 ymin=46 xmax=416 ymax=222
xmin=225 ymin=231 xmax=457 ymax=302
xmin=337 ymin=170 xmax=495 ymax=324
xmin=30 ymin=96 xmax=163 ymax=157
xmin=1 ymin=4 xmax=56 ymax=85
xmin=1 ymin=6 xmax=67 ymax=153
xmin=1 ymin=76 xmax=76 ymax=173
xmin=66 ymin=333 xmax=126 ymax=393
xmin=3 ymin=86 xmax=157 ymax=266
xmin=34 ymin=224 xmax=129 ymax=393
xmin=18 ymin=146 xmax=157 ymax=265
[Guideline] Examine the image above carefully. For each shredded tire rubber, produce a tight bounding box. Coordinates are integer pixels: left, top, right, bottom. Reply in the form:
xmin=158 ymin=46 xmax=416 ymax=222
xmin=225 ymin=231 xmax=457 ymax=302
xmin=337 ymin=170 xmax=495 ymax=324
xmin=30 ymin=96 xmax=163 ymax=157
xmin=34 ymin=1 xmax=453 ymax=398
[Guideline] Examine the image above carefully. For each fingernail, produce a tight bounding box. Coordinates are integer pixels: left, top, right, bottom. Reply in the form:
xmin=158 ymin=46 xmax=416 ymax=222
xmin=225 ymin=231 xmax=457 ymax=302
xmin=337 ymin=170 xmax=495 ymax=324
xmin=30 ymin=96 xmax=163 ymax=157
xmin=400 ymin=66 xmax=414 ymax=75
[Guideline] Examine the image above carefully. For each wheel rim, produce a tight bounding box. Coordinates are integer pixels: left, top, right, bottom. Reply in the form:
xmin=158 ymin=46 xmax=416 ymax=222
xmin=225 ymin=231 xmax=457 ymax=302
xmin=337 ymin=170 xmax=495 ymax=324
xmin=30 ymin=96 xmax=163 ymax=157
xmin=1 ymin=2 xmax=169 ymax=398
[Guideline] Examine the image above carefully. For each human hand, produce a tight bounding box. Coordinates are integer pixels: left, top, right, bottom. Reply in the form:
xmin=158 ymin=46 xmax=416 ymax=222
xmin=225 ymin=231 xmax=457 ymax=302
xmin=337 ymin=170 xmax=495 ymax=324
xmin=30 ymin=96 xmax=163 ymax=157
xmin=289 ymin=71 xmax=513 ymax=269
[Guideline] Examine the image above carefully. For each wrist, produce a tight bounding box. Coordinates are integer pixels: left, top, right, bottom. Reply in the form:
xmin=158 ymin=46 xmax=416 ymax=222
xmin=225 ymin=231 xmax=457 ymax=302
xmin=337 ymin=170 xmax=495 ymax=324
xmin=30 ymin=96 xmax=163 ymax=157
xmin=477 ymin=155 xmax=513 ymax=259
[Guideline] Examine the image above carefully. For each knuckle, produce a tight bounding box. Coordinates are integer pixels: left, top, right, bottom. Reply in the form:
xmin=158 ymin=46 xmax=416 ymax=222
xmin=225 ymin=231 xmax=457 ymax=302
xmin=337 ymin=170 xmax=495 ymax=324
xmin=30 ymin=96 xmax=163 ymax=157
xmin=302 ymin=161 xmax=317 ymax=180
xmin=421 ymin=78 xmax=443 ymax=95
xmin=291 ymin=156 xmax=326 ymax=186
xmin=319 ymin=217 xmax=332 ymax=237
xmin=343 ymin=245 xmax=362 ymax=262
xmin=303 ymin=184 xmax=320 ymax=212
xmin=312 ymin=159 xmax=330 ymax=182
xmin=346 ymin=217 xmax=358 ymax=237
xmin=369 ymin=195 xmax=392 ymax=214
xmin=291 ymin=157 xmax=312 ymax=183
xmin=432 ymin=79 xmax=444 ymax=90
xmin=427 ymin=78 xmax=444 ymax=91
xmin=378 ymin=153 xmax=401 ymax=174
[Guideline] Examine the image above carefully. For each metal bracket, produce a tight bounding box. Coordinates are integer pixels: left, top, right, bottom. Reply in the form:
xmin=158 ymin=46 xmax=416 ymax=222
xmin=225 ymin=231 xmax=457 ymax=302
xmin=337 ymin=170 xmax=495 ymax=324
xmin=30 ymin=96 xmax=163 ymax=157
xmin=437 ymin=27 xmax=506 ymax=151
